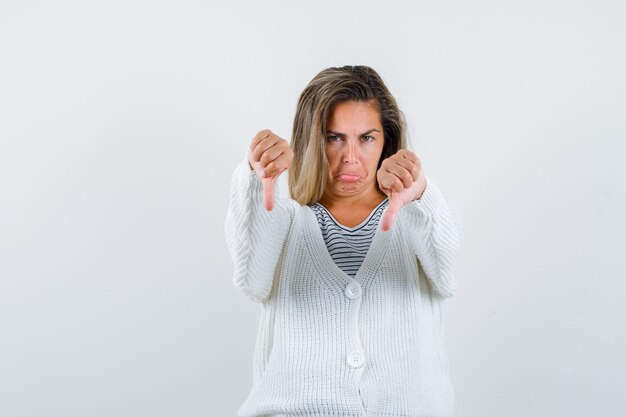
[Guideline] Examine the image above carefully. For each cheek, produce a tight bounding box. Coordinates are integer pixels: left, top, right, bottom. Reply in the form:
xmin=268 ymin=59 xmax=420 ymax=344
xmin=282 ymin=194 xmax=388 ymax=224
xmin=368 ymin=149 xmax=383 ymax=167
xmin=325 ymin=148 xmax=339 ymax=166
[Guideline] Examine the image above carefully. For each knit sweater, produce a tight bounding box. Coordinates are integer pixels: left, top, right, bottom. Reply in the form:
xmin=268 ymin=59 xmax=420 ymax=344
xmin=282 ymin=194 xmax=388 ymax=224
xmin=224 ymin=156 xmax=462 ymax=417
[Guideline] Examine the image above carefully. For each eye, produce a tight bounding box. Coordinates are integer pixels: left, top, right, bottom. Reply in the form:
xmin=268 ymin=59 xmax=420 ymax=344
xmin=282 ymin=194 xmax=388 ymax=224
xmin=362 ymin=135 xmax=375 ymax=142
xmin=327 ymin=135 xmax=342 ymax=142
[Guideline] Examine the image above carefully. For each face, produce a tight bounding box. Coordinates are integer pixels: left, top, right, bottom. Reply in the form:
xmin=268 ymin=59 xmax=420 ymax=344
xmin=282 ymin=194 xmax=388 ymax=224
xmin=322 ymin=99 xmax=385 ymax=201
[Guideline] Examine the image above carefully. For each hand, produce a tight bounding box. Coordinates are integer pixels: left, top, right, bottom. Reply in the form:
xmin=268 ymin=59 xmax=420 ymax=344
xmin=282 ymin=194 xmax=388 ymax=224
xmin=248 ymin=129 xmax=293 ymax=211
xmin=376 ymin=149 xmax=427 ymax=232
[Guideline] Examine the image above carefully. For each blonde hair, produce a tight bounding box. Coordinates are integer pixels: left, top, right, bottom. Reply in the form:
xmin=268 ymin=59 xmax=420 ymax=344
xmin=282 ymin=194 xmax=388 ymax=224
xmin=288 ymin=65 xmax=409 ymax=205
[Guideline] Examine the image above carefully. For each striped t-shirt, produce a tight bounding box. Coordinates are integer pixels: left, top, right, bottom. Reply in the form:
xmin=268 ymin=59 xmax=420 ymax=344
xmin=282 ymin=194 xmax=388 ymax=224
xmin=309 ymin=198 xmax=390 ymax=277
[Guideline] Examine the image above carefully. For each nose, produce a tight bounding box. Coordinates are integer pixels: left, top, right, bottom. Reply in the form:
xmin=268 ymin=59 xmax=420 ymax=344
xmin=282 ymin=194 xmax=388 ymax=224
xmin=342 ymin=141 xmax=358 ymax=163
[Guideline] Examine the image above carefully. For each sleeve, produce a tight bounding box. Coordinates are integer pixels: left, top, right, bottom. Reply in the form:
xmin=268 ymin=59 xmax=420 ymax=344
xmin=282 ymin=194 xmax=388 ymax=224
xmin=224 ymin=156 xmax=296 ymax=303
xmin=401 ymin=175 xmax=462 ymax=299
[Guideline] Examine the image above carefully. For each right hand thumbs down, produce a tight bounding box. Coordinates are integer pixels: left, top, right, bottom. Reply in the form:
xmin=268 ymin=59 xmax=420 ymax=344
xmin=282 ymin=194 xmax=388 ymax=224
xmin=248 ymin=129 xmax=293 ymax=211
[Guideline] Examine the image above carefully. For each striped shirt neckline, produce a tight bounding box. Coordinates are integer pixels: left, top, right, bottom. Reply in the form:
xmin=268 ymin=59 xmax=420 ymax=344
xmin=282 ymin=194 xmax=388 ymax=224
xmin=309 ymin=198 xmax=390 ymax=277
xmin=310 ymin=198 xmax=389 ymax=231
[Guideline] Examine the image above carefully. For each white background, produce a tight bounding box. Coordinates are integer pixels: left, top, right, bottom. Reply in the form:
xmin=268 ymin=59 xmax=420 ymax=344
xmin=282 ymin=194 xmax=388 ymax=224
xmin=1 ymin=1 xmax=624 ymax=416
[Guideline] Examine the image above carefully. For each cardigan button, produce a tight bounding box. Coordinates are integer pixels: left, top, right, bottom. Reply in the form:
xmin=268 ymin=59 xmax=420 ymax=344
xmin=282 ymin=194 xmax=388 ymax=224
xmin=345 ymin=281 xmax=362 ymax=299
xmin=347 ymin=351 xmax=365 ymax=368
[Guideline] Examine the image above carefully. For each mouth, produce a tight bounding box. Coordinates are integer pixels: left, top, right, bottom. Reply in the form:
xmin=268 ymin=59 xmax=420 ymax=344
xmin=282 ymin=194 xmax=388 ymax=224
xmin=336 ymin=173 xmax=361 ymax=183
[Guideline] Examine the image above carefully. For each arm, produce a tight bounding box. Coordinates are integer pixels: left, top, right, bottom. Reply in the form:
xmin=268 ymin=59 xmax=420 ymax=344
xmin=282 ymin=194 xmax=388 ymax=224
xmin=402 ymin=176 xmax=462 ymax=299
xmin=224 ymin=156 xmax=295 ymax=303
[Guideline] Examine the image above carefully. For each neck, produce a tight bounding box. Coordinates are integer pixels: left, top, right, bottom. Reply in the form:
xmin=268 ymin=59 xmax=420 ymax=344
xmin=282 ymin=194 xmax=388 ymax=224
xmin=319 ymin=187 xmax=387 ymax=211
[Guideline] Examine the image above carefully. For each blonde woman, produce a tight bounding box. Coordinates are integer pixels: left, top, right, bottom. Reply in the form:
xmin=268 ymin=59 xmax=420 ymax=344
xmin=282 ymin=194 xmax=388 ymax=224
xmin=225 ymin=65 xmax=461 ymax=417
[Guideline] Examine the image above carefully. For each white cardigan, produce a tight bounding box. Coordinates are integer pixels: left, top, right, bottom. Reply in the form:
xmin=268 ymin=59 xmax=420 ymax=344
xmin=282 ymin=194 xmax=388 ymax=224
xmin=225 ymin=156 xmax=462 ymax=417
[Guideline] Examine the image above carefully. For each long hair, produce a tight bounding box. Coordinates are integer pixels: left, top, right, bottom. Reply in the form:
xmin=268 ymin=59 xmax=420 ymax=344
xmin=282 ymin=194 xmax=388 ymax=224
xmin=288 ymin=65 xmax=409 ymax=205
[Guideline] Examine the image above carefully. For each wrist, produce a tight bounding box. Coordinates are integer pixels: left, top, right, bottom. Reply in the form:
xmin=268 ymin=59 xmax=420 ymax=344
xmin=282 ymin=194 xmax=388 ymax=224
xmin=412 ymin=188 xmax=426 ymax=203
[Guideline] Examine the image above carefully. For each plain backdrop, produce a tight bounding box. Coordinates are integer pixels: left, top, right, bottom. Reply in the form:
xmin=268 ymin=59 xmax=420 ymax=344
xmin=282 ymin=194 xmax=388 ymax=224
xmin=1 ymin=1 xmax=625 ymax=416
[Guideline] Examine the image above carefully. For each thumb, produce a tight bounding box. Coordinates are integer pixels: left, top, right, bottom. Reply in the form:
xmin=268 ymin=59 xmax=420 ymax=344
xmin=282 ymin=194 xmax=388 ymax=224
xmin=260 ymin=167 xmax=287 ymax=211
xmin=261 ymin=176 xmax=275 ymax=211
xmin=380 ymin=192 xmax=403 ymax=232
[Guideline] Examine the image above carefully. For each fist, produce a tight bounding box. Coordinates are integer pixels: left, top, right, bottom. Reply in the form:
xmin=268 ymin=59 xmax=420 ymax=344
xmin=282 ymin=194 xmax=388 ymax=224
xmin=248 ymin=129 xmax=293 ymax=211
xmin=376 ymin=149 xmax=427 ymax=232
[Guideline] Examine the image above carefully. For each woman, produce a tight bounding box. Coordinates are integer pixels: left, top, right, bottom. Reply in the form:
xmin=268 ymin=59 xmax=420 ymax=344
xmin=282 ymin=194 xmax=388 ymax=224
xmin=225 ymin=65 xmax=461 ymax=417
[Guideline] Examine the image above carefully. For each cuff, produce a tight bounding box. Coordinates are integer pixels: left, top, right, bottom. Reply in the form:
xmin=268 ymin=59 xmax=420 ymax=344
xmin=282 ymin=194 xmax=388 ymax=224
xmin=238 ymin=156 xmax=279 ymax=199
xmin=411 ymin=176 xmax=447 ymax=220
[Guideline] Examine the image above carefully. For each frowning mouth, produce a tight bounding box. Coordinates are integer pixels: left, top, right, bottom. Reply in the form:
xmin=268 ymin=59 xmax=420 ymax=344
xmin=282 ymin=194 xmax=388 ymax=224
xmin=336 ymin=173 xmax=361 ymax=182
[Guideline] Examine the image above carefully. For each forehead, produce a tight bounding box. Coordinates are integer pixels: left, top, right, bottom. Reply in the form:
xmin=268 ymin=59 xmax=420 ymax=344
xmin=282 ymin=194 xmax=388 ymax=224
xmin=327 ymin=100 xmax=381 ymax=129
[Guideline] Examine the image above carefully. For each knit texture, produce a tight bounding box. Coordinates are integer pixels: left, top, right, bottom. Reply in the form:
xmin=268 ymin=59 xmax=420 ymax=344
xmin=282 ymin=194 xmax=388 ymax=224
xmin=225 ymin=156 xmax=462 ymax=417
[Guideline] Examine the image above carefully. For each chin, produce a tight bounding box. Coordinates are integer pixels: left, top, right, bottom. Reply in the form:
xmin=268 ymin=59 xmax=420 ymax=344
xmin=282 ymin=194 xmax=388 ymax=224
xmin=338 ymin=183 xmax=361 ymax=193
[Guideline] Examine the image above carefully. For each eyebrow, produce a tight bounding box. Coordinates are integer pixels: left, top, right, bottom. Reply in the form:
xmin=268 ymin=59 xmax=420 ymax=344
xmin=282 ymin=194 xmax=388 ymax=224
xmin=326 ymin=128 xmax=381 ymax=136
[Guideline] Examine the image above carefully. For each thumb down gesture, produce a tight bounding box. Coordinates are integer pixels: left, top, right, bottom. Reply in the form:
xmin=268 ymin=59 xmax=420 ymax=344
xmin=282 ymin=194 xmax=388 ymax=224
xmin=248 ymin=129 xmax=294 ymax=211
xmin=377 ymin=149 xmax=427 ymax=232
